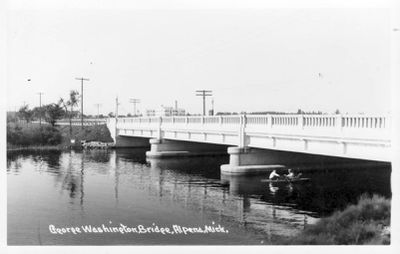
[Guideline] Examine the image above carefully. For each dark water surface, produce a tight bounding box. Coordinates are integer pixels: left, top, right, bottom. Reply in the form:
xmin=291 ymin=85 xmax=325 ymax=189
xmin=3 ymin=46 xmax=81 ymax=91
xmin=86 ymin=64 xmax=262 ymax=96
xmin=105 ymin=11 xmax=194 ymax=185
xmin=7 ymin=149 xmax=391 ymax=245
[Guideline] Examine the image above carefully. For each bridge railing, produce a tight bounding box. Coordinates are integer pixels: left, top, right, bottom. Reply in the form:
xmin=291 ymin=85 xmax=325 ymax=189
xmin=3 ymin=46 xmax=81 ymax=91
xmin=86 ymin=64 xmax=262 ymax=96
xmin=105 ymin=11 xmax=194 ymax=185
xmin=52 ymin=119 xmax=107 ymax=126
xmin=341 ymin=115 xmax=387 ymax=129
xmin=112 ymin=114 xmax=391 ymax=141
xmin=160 ymin=116 xmax=241 ymax=133
xmin=245 ymin=114 xmax=390 ymax=141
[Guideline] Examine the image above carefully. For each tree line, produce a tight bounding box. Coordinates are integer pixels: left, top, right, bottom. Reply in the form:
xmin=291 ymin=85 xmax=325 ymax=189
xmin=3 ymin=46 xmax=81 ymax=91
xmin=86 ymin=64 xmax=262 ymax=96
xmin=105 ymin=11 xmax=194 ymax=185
xmin=16 ymin=90 xmax=78 ymax=124
xmin=7 ymin=90 xmax=116 ymax=148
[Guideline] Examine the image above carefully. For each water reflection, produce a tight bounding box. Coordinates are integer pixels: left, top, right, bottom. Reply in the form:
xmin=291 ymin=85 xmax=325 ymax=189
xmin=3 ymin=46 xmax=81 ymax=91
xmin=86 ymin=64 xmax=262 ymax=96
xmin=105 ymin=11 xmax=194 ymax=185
xmin=45 ymin=151 xmax=85 ymax=209
xmin=83 ymin=149 xmax=111 ymax=163
xmin=7 ymin=150 xmax=63 ymax=173
xmin=220 ymin=174 xmax=316 ymax=232
xmin=7 ymin=152 xmax=23 ymax=172
xmin=144 ymin=157 xmax=316 ymax=236
xmin=41 ymin=150 xmax=62 ymax=169
xmin=221 ymin=166 xmax=391 ymax=217
xmin=115 ymin=148 xmax=148 ymax=164
xmin=80 ymin=152 xmax=84 ymax=207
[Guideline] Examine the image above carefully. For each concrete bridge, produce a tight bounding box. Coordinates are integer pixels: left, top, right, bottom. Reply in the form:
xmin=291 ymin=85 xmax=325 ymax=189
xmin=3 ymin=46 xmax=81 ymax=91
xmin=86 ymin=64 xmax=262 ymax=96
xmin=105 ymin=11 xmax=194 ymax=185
xmin=106 ymin=114 xmax=391 ymax=175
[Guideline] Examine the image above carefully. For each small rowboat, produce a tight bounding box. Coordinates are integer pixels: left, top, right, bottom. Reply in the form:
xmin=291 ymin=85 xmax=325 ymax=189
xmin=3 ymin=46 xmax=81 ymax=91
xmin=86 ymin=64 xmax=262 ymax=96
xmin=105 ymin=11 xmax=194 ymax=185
xmin=261 ymin=178 xmax=310 ymax=183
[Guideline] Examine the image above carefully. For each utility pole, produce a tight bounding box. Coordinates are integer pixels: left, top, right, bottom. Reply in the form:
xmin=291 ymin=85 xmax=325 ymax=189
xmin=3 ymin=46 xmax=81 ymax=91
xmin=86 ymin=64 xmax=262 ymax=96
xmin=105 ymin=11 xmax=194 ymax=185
xmin=75 ymin=77 xmax=90 ymax=129
xmin=94 ymin=103 xmax=101 ymax=124
xmin=195 ymin=90 xmax=212 ymax=116
xmin=37 ymin=92 xmax=43 ymax=126
xmin=115 ymin=96 xmax=120 ymax=119
xmin=211 ymin=97 xmax=214 ymax=116
xmin=129 ymin=98 xmax=140 ymax=117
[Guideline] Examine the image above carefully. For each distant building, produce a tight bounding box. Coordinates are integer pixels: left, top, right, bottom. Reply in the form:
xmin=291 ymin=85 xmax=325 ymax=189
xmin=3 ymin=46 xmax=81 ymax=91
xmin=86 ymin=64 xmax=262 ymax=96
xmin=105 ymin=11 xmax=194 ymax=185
xmin=146 ymin=105 xmax=186 ymax=117
xmin=146 ymin=109 xmax=156 ymax=117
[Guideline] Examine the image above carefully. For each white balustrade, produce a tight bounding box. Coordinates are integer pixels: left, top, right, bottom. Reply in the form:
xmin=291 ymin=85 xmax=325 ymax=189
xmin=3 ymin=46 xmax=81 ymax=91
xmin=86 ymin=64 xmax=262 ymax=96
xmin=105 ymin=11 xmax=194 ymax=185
xmin=113 ymin=114 xmax=389 ymax=141
xmin=55 ymin=118 xmax=107 ymax=126
xmin=107 ymin=114 xmax=391 ymax=161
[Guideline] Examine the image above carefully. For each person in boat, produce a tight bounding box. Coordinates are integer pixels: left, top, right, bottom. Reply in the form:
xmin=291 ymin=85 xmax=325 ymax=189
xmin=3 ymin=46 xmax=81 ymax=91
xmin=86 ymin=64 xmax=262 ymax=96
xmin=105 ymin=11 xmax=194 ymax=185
xmin=285 ymin=168 xmax=295 ymax=179
xmin=286 ymin=168 xmax=303 ymax=180
xmin=269 ymin=169 xmax=280 ymax=180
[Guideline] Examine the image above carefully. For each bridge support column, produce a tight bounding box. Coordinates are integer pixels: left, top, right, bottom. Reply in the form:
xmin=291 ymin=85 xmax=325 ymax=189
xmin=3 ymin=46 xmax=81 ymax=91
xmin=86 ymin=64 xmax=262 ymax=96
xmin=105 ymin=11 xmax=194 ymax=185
xmin=146 ymin=139 xmax=227 ymax=158
xmin=221 ymin=146 xmax=383 ymax=175
xmin=221 ymin=147 xmax=285 ymax=175
xmin=114 ymin=136 xmax=150 ymax=148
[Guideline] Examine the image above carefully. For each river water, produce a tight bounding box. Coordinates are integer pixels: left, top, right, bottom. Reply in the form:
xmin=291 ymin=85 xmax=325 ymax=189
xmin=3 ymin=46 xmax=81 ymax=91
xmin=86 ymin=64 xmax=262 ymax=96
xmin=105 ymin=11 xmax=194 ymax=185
xmin=7 ymin=149 xmax=391 ymax=245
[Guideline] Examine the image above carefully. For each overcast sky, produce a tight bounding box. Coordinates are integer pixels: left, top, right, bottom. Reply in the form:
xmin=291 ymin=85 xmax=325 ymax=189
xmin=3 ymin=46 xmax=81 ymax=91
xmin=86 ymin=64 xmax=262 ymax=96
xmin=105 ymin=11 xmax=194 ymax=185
xmin=6 ymin=0 xmax=393 ymax=115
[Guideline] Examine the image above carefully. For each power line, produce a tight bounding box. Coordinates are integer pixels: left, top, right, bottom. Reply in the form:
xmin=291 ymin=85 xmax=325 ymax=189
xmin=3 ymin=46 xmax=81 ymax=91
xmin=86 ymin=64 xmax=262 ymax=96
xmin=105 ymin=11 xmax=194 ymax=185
xmin=75 ymin=77 xmax=90 ymax=129
xmin=195 ymin=90 xmax=212 ymax=116
xmin=129 ymin=98 xmax=140 ymax=117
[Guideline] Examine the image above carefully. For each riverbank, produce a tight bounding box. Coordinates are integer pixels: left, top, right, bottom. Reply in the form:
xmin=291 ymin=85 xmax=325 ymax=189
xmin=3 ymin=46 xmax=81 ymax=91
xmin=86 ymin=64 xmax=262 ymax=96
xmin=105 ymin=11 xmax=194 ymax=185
xmin=57 ymin=124 xmax=113 ymax=145
xmin=6 ymin=122 xmax=113 ymax=151
xmin=6 ymin=145 xmax=68 ymax=152
xmin=283 ymin=194 xmax=390 ymax=245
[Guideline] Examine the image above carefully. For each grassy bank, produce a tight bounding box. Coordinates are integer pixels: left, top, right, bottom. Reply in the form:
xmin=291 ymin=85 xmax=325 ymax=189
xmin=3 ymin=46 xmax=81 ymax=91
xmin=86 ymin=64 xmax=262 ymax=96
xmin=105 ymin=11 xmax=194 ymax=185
xmin=57 ymin=124 xmax=113 ymax=145
xmin=285 ymin=194 xmax=390 ymax=245
xmin=7 ymin=122 xmax=113 ymax=150
xmin=7 ymin=123 xmax=62 ymax=147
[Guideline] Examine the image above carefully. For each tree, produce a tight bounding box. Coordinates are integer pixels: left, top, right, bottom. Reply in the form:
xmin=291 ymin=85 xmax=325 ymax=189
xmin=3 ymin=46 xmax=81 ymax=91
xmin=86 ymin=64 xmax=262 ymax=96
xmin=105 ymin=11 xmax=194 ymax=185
xmin=108 ymin=112 xmax=115 ymax=118
xmin=335 ymin=109 xmax=340 ymax=114
xmin=7 ymin=111 xmax=18 ymax=123
xmin=18 ymin=105 xmax=33 ymax=124
xmin=67 ymin=90 xmax=79 ymax=118
xmin=43 ymin=103 xmax=65 ymax=126
xmin=31 ymin=107 xmax=42 ymax=122
xmin=59 ymin=90 xmax=80 ymax=136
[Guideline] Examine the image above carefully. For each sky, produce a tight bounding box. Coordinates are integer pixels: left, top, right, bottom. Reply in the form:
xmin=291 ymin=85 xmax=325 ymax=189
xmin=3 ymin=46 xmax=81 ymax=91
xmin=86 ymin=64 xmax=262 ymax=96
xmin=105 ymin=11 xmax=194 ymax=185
xmin=5 ymin=0 xmax=393 ymax=115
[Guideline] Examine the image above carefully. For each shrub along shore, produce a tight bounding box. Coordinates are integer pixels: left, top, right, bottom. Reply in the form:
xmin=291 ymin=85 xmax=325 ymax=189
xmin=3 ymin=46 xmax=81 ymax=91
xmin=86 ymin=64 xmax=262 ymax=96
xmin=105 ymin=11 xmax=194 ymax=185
xmin=284 ymin=194 xmax=391 ymax=245
xmin=6 ymin=122 xmax=113 ymax=151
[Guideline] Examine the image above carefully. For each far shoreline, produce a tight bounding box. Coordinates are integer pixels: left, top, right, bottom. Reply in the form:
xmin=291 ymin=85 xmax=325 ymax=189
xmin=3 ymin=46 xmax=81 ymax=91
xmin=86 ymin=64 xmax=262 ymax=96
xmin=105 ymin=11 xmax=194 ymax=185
xmin=7 ymin=122 xmax=114 ymax=152
xmin=7 ymin=145 xmax=71 ymax=152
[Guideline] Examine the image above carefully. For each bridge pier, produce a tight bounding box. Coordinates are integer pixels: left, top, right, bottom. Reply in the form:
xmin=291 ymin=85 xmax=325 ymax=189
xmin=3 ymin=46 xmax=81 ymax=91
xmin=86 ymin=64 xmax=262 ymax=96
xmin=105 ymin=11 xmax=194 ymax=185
xmin=115 ymin=136 xmax=150 ymax=148
xmin=146 ymin=139 xmax=227 ymax=158
xmin=220 ymin=146 xmax=386 ymax=175
xmin=221 ymin=147 xmax=286 ymax=175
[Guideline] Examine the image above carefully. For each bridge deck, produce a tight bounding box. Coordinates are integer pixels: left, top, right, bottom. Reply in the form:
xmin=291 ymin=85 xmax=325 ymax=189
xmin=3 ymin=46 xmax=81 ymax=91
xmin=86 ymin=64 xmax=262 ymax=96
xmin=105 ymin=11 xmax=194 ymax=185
xmin=107 ymin=114 xmax=391 ymax=162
